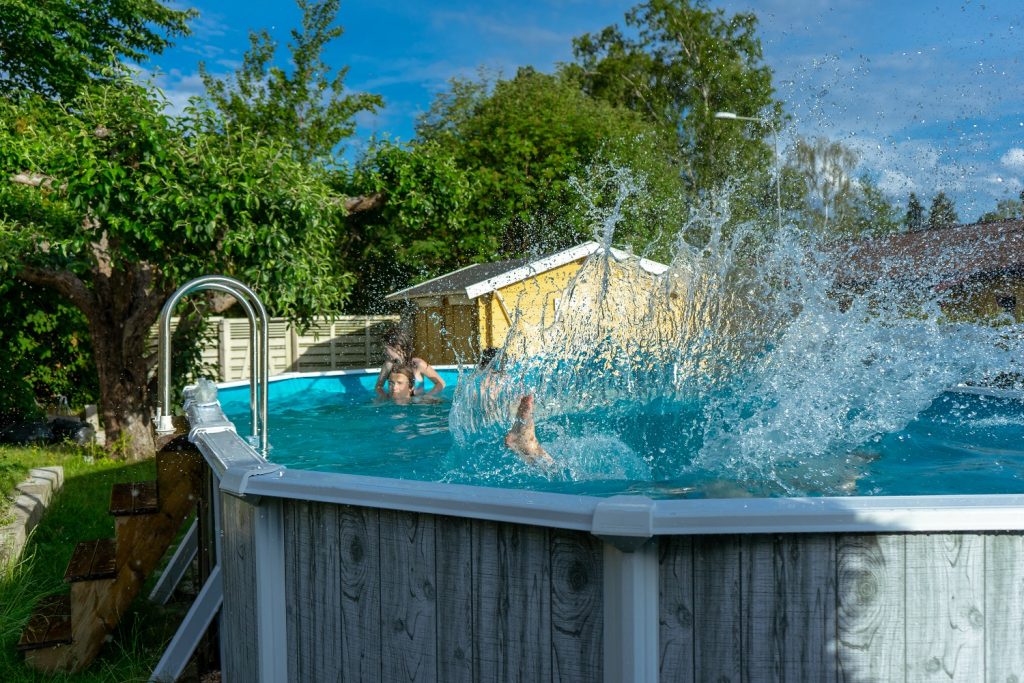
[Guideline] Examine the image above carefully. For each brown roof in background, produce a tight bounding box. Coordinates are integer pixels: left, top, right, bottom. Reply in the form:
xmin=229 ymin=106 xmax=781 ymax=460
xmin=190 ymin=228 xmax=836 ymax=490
xmin=835 ymin=219 xmax=1024 ymax=288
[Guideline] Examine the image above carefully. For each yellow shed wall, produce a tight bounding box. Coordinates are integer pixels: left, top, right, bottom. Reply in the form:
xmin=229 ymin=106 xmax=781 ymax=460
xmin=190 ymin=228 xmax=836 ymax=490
xmin=477 ymin=259 xmax=585 ymax=353
xmin=406 ymin=256 xmax=672 ymax=364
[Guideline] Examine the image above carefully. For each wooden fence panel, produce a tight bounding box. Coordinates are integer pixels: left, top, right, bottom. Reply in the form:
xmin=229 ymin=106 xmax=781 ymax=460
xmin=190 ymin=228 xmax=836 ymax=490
xmin=836 ymin=534 xmax=905 ymax=682
xmin=550 ymin=529 xmax=603 ymax=681
xmin=692 ymin=534 xmax=744 ymax=681
xmin=743 ymin=534 xmax=836 ymax=682
xmin=285 ymin=500 xmax=343 ymax=682
xmin=219 ymin=494 xmax=260 ymax=683
xmin=905 ymin=534 xmax=985 ymax=681
xmin=380 ymin=509 xmax=438 ymax=683
xmin=659 ymin=536 xmax=695 ymax=683
xmin=153 ymin=315 xmax=398 ymax=381
xmin=436 ymin=516 xmax=475 ymax=683
xmin=986 ymin=534 xmax=1024 ymax=680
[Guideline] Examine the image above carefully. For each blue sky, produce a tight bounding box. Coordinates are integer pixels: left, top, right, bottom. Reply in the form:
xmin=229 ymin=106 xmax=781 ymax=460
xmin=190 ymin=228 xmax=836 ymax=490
xmin=149 ymin=0 xmax=1024 ymax=221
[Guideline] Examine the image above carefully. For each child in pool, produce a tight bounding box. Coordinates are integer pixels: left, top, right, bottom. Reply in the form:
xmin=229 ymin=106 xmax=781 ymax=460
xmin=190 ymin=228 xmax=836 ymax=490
xmin=384 ymin=365 xmax=441 ymax=405
xmin=374 ymin=327 xmax=445 ymax=399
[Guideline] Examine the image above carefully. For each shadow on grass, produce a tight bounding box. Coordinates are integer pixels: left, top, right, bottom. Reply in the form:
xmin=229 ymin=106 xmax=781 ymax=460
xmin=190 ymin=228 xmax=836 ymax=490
xmin=0 ymin=451 xmax=200 ymax=682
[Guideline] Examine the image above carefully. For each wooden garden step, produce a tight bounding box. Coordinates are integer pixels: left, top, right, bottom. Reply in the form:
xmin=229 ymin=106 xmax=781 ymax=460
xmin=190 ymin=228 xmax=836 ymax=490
xmin=22 ymin=441 xmax=205 ymax=674
xmin=108 ymin=480 xmax=160 ymax=516
xmin=63 ymin=539 xmax=117 ymax=583
xmin=16 ymin=594 xmax=72 ymax=651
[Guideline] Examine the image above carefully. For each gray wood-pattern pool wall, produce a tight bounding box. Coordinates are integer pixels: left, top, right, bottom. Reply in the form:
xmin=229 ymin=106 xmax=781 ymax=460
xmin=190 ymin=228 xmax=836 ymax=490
xmin=216 ymin=493 xmax=1024 ymax=682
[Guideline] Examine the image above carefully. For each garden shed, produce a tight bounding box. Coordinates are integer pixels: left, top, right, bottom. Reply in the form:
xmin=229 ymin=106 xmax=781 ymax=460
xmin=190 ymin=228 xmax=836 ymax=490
xmin=386 ymin=241 xmax=668 ymax=364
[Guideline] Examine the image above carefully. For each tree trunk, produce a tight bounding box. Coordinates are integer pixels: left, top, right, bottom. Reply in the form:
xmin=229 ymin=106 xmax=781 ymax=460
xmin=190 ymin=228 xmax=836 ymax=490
xmin=87 ymin=291 xmax=161 ymax=460
xmin=20 ymin=257 xmax=169 ymax=461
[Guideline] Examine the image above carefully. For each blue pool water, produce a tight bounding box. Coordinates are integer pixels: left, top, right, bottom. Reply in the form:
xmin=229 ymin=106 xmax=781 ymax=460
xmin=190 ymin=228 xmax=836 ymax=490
xmin=217 ymin=369 xmax=1024 ymax=499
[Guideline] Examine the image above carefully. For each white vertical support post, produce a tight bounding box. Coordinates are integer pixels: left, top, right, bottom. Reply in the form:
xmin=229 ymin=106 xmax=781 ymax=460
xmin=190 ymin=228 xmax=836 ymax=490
xmin=329 ymin=319 xmax=337 ymax=370
xmin=289 ymin=326 xmax=300 ymax=372
xmin=218 ymin=319 xmax=230 ymax=382
xmin=592 ymin=496 xmax=658 ymax=683
xmin=602 ymin=541 xmax=658 ymax=683
xmin=364 ymin=316 xmax=371 ymax=367
xmin=251 ymin=497 xmax=287 ymax=683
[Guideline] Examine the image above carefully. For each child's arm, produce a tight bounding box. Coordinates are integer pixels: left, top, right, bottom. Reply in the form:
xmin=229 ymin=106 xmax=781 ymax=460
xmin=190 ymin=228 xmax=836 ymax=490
xmin=417 ymin=359 xmax=446 ymax=396
xmin=374 ymin=362 xmax=392 ymax=398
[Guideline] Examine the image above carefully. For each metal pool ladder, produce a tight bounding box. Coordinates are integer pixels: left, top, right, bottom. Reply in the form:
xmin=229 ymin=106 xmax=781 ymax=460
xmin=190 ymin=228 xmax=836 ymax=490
xmin=154 ymin=275 xmax=269 ymax=452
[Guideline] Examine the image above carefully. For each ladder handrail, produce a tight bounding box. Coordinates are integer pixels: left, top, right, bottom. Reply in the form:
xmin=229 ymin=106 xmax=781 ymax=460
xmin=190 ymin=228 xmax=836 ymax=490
xmin=155 ymin=275 xmax=269 ymax=453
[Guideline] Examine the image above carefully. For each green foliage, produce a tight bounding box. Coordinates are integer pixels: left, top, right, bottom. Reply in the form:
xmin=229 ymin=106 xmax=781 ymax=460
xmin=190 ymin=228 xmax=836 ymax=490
xmin=0 ymin=77 xmax=356 ymax=454
xmin=0 ymin=78 xmax=355 ymax=318
xmin=785 ymin=136 xmax=858 ymax=233
xmin=566 ymin=0 xmax=780 ymax=196
xmin=0 ymin=0 xmax=194 ymax=101
xmin=780 ymin=138 xmax=902 ymax=240
xmin=413 ymin=68 xmax=686 ymax=259
xmin=200 ymin=0 xmax=382 ymax=165
xmin=0 ymin=280 xmax=97 ymax=422
xmin=848 ymin=175 xmax=903 ymax=238
xmin=337 ymin=138 xmax=484 ymax=311
xmin=928 ymin=191 xmax=958 ymax=230
xmin=905 ymin=192 xmax=925 ymax=231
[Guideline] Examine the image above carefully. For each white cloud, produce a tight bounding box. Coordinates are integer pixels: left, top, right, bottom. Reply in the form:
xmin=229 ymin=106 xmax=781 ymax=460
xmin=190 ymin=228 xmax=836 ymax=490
xmin=1001 ymin=148 xmax=1024 ymax=170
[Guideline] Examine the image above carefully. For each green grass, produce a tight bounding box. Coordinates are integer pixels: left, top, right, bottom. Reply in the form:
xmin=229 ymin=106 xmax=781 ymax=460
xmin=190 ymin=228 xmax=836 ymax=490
xmin=1 ymin=444 xmax=101 ymax=526
xmin=0 ymin=444 xmax=192 ymax=682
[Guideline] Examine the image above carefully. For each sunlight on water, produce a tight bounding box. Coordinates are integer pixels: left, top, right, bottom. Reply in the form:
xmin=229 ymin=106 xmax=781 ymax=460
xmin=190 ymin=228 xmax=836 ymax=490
xmin=447 ymin=175 xmax=1022 ymax=496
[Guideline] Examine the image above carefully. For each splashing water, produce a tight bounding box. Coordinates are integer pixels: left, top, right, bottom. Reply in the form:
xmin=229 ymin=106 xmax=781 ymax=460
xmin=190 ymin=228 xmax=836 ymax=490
xmin=447 ymin=180 xmax=1021 ymax=496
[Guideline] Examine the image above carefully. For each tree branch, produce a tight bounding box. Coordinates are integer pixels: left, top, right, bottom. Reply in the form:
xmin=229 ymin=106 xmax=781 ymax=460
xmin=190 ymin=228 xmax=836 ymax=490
xmin=10 ymin=172 xmax=67 ymax=192
xmin=343 ymin=192 xmax=385 ymax=213
xmin=17 ymin=265 xmax=98 ymax=319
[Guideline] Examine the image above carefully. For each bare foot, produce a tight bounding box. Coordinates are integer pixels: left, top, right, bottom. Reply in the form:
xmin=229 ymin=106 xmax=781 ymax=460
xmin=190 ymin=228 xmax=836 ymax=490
xmin=504 ymin=395 xmax=555 ymax=468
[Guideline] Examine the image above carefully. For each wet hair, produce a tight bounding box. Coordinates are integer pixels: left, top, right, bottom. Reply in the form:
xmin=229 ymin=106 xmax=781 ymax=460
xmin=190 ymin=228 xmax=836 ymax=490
xmin=381 ymin=326 xmax=413 ymax=361
xmin=479 ymin=347 xmax=501 ymax=371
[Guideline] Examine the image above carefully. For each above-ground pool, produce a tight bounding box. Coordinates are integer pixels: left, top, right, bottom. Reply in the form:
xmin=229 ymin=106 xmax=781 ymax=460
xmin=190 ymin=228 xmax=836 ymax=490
xmin=217 ymin=367 xmax=1024 ymax=499
xmin=172 ymin=225 xmax=1024 ymax=680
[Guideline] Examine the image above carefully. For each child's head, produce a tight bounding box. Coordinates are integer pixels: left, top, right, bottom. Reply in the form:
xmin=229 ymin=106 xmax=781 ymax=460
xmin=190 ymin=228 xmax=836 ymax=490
xmin=387 ymin=365 xmax=416 ymax=401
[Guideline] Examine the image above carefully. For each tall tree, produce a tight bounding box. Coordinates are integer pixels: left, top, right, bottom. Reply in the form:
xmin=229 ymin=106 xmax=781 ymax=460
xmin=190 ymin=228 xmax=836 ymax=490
xmin=200 ymin=0 xmax=382 ymax=165
xmin=928 ymin=191 xmax=958 ymax=229
xmin=849 ymin=175 xmax=902 ymax=238
xmin=413 ymin=68 xmax=686 ymax=260
xmin=336 ymin=139 xmax=481 ymax=312
xmin=0 ymin=79 xmax=354 ymax=457
xmin=0 ymin=0 xmax=194 ymax=101
xmin=905 ymin=192 xmax=925 ymax=232
xmin=565 ymin=0 xmax=780 ymax=196
xmin=785 ymin=136 xmax=859 ymax=233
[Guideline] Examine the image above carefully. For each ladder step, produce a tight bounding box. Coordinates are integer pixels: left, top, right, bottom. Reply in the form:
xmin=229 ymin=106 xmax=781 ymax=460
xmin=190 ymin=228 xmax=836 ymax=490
xmin=17 ymin=594 xmax=72 ymax=651
xmin=109 ymin=480 xmax=159 ymax=516
xmin=64 ymin=539 xmax=117 ymax=582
